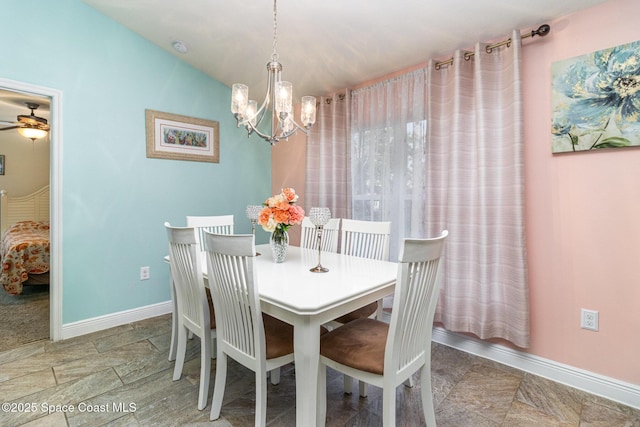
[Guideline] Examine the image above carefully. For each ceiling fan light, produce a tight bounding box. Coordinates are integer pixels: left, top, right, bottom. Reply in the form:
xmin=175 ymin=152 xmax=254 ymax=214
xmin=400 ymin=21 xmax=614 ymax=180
xmin=18 ymin=126 xmax=48 ymax=141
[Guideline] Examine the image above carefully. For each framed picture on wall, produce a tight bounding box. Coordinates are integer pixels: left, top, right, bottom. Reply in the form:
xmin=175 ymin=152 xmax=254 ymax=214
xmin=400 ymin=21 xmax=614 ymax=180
xmin=0 ymin=155 xmax=5 ymax=175
xmin=145 ymin=109 xmax=220 ymax=163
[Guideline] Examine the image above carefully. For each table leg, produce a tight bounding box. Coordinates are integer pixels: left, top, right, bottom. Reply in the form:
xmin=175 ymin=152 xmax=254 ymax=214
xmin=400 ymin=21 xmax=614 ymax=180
xmin=294 ymin=317 xmax=321 ymax=426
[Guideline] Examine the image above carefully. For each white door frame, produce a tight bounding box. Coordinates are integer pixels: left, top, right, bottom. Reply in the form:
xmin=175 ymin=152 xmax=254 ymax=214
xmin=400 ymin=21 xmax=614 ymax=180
xmin=0 ymin=78 xmax=62 ymax=341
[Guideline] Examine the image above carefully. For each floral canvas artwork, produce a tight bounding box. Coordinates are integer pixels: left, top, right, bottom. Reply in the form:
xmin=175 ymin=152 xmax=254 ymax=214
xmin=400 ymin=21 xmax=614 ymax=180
xmin=551 ymin=40 xmax=640 ymax=153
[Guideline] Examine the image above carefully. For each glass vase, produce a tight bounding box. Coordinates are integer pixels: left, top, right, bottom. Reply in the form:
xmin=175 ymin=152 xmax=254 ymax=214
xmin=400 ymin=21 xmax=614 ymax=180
xmin=270 ymin=228 xmax=289 ymax=263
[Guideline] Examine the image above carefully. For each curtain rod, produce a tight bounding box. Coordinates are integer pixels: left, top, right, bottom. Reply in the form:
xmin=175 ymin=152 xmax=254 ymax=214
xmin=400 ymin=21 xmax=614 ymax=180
xmin=434 ymin=24 xmax=550 ymax=70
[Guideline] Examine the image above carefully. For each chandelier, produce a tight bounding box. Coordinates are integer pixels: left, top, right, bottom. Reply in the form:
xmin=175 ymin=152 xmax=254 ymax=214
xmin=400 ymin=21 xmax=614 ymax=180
xmin=230 ymin=0 xmax=316 ymax=146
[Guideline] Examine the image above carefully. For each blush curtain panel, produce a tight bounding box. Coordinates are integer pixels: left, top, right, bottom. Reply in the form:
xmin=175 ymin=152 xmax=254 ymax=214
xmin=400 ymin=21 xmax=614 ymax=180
xmin=426 ymin=31 xmax=529 ymax=348
xmin=311 ymin=30 xmax=529 ymax=347
xmin=305 ymin=90 xmax=352 ymax=220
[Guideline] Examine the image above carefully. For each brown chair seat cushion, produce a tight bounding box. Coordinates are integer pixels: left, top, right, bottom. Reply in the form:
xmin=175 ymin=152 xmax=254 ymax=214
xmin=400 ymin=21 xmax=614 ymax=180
xmin=333 ymin=301 xmax=378 ymax=324
xmin=205 ymin=288 xmax=216 ymax=329
xmin=320 ymin=318 xmax=388 ymax=375
xmin=263 ymin=314 xmax=294 ymax=359
xmin=262 ymin=315 xmax=329 ymax=360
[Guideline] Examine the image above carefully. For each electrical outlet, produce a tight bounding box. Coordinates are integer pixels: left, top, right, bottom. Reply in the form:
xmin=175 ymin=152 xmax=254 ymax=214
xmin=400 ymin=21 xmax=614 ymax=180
xmin=581 ymin=308 xmax=599 ymax=331
xmin=140 ymin=266 xmax=150 ymax=281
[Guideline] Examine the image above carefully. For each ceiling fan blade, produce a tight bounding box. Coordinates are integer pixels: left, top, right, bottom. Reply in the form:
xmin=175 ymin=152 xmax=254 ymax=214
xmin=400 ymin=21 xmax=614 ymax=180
xmin=0 ymin=126 xmax=20 ymax=131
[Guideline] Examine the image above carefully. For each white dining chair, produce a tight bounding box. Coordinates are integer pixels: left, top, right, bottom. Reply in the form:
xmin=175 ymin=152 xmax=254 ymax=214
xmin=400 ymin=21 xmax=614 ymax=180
xmin=336 ymin=219 xmax=391 ymax=324
xmin=204 ymin=232 xmax=295 ymax=427
xmin=327 ymin=218 xmax=391 ymax=394
xmin=164 ymin=222 xmax=217 ymax=410
xmin=186 ymin=214 xmax=234 ymax=251
xmin=167 ymin=215 xmax=233 ymax=363
xmin=317 ymin=231 xmax=448 ymax=427
xmin=300 ymin=216 xmax=340 ymax=253
xmin=340 ymin=218 xmax=391 ymax=260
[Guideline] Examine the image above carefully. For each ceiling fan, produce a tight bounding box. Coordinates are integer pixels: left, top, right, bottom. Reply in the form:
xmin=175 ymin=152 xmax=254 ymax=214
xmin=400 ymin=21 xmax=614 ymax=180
xmin=0 ymin=102 xmax=50 ymax=141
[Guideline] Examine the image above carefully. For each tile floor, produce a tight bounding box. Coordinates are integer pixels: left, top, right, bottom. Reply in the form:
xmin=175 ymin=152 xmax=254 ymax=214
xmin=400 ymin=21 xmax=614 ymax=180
xmin=0 ymin=314 xmax=638 ymax=426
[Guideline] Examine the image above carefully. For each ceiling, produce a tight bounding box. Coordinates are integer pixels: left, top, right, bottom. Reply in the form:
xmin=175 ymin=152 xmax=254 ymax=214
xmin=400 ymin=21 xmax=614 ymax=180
xmin=80 ymin=0 xmax=610 ymax=99
xmin=1 ymin=1 xmax=611 ymax=123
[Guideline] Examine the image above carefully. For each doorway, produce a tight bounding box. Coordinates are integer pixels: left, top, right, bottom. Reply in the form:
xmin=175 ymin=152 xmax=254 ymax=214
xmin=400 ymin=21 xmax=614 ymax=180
xmin=0 ymin=78 xmax=62 ymax=345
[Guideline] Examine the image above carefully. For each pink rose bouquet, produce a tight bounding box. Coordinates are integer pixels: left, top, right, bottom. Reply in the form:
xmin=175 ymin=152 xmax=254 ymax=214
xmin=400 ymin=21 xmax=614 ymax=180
xmin=258 ymin=188 xmax=305 ymax=240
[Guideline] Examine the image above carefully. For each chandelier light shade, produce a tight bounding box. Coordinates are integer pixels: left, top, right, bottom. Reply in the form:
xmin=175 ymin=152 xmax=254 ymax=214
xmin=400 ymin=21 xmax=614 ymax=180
xmin=231 ymin=0 xmax=316 ymax=145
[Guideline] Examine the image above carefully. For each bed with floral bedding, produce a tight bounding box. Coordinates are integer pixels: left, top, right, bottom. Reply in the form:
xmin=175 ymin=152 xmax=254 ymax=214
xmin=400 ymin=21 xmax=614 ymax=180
xmin=0 ymin=185 xmax=50 ymax=295
xmin=0 ymin=221 xmax=50 ymax=295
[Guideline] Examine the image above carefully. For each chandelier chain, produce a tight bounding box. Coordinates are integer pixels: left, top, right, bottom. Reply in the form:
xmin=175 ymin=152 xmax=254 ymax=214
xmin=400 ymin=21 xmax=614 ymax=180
xmin=271 ymin=0 xmax=279 ymax=62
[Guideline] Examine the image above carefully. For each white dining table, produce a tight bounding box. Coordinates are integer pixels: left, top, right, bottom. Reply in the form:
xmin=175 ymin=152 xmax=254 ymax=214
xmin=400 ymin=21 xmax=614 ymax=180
xmin=173 ymin=244 xmax=398 ymax=426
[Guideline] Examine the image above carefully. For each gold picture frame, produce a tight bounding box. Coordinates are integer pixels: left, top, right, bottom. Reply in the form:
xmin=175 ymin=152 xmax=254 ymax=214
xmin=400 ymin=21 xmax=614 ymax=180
xmin=145 ymin=109 xmax=219 ymax=163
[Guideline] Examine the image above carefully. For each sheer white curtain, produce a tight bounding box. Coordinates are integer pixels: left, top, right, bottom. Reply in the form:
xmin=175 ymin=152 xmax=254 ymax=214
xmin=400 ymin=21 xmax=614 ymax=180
xmin=427 ymin=31 xmax=529 ymax=347
xmin=350 ymin=70 xmax=428 ymax=257
xmin=305 ymin=90 xmax=351 ymax=219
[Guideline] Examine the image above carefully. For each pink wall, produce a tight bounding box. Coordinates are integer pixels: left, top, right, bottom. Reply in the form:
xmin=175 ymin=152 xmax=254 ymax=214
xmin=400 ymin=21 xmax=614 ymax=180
xmin=274 ymin=0 xmax=640 ymax=385
xmin=272 ymin=130 xmax=306 ymax=245
xmin=524 ymin=0 xmax=640 ymax=384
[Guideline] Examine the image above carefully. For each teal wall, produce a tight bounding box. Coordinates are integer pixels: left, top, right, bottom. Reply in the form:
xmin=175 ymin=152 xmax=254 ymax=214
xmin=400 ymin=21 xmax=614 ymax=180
xmin=0 ymin=0 xmax=272 ymax=323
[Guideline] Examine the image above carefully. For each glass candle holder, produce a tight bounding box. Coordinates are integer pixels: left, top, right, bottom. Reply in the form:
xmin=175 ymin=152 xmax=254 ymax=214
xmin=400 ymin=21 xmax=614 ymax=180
xmin=246 ymin=204 xmax=263 ymax=256
xmin=308 ymin=207 xmax=331 ymax=273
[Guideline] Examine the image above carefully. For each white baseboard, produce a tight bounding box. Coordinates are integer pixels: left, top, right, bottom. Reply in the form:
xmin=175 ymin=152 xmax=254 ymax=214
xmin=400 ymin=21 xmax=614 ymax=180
xmin=61 ymin=301 xmax=173 ymax=340
xmin=431 ymin=326 xmax=640 ymax=410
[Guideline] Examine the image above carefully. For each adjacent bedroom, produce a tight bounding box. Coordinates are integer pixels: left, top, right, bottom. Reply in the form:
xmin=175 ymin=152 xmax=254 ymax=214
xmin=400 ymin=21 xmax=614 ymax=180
xmin=0 ymin=89 xmax=51 ymax=351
